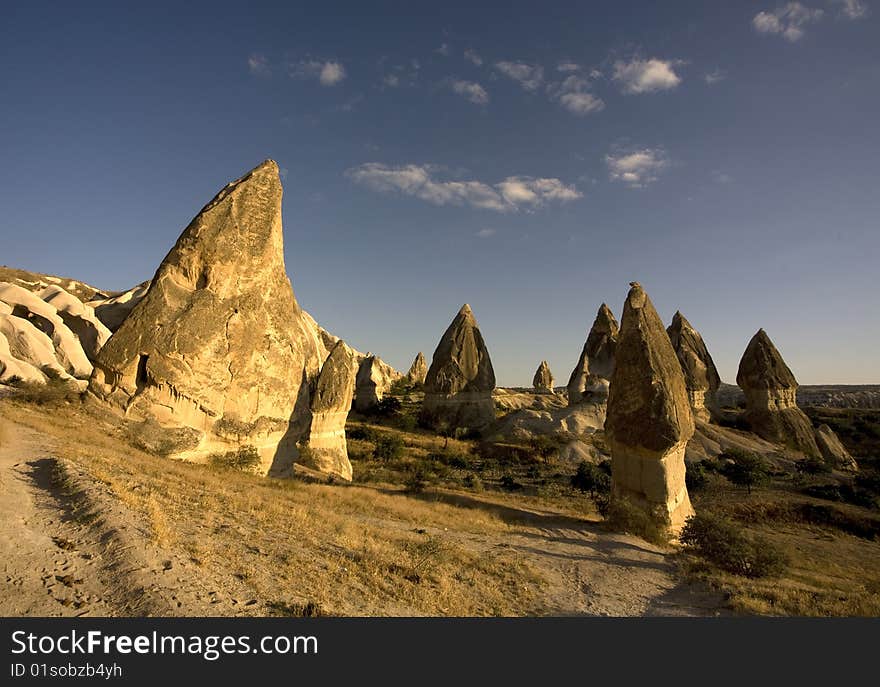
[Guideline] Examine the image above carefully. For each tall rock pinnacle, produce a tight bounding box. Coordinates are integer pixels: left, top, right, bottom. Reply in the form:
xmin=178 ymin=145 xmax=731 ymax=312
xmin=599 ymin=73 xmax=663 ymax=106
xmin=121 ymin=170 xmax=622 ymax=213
xmin=667 ymin=311 xmax=721 ymax=422
xmin=567 ymin=303 xmax=618 ymax=405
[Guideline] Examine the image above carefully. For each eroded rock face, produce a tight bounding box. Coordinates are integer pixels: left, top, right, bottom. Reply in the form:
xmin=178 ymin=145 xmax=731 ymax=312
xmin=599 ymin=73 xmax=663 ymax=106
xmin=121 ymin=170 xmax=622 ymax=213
xmin=815 ymin=424 xmax=858 ymax=472
xmin=567 ymin=303 xmax=618 ymax=405
xmin=0 ymin=310 xmax=76 ymax=383
xmin=0 ymin=329 xmax=48 ymax=384
xmin=38 ymin=284 xmax=111 ymax=361
xmin=88 ymin=160 xmax=314 ymax=475
xmin=420 ymin=304 xmax=496 ymax=431
xmin=606 ymin=283 xmax=695 ymax=537
xmin=89 ymin=281 xmax=150 ymax=332
xmin=736 ymin=329 xmax=820 ymax=457
xmin=303 ymin=341 xmax=356 ymax=481
xmin=0 ymin=282 xmax=92 ymax=378
xmin=406 ymin=352 xmax=428 ymax=385
xmin=533 ymin=360 xmax=554 ymax=393
xmin=667 ymin=311 xmax=721 ymax=422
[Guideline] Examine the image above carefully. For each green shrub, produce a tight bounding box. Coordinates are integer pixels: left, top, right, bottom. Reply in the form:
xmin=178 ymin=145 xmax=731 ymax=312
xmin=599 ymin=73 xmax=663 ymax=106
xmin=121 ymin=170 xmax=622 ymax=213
xmin=347 ymin=425 xmax=376 ymax=442
xmin=404 ymin=466 xmax=428 ymax=493
xmin=570 ymin=461 xmax=611 ymax=497
xmin=373 ymin=434 xmax=405 ymax=461
xmin=686 ymin=461 xmax=710 ymax=491
xmin=680 ymin=513 xmax=788 ymax=578
xmin=11 ymin=378 xmax=81 ymax=406
xmin=463 ymin=473 xmax=483 ymax=492
xmin=528 ymin=435 xmax=559 ymax=462
xmin=500 ymin=474 xmax=523 ymax=491
xmin=796 ymin=456 xmax=833 ymax=475
xmin=372 ymin=396 xmax=402 ymax=417
xmin=719 ymin=449 xmax=770 ymax=494
xmin=208 ymin=445 xmax=262 ymax=472
xmin=605 ymin=497 xmax=668 ymax=546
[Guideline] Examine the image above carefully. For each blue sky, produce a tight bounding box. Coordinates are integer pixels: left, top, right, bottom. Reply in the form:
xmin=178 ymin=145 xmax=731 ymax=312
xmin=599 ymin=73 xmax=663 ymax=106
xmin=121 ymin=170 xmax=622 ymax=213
xmin=1 ymin=1 xmax=878 ymax=385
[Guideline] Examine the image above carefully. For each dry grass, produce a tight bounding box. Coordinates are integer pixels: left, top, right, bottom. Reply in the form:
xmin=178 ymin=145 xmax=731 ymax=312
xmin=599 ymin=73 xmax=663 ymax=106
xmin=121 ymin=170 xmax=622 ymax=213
xmin=2 ymin=398 xmax=544 ymax=616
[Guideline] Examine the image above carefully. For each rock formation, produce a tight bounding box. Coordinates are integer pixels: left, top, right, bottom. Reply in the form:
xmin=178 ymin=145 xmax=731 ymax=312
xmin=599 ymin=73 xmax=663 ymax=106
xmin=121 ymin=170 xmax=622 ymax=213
xmin=302 ymin=341 xmax=357 ymax=481
xmin=420 ymin=304 xmax=496 ymax=431
xmin=533 ymin=360 xmax=554 ymax=393
xmin=606 ymin=282 xmax=695 ymax=537
xmin=37 ymin=284 xmax=111 ymax=360
xmin=0 ymin=301 xmax=80 ymax=384
xmin=567 ymin=303 xmax=618 ymax=405
xmin=0 ymin=282 xmax=92 ymax=378
xmin=354 ymin=355 xmax=400 ymax=412
xmin=88 ymin=159 xmax=316 ymax=475
xmin=89 ymin=281 xmax=150 ymax=332
xmin=406 ymin=352 xmax=428 ymax=386
xmin=814 ymin=424 xmax=858 ymax=471
xmin=666 ymin=311 xmax=721 ymax=422
xmin=736 ymin=329 xmax=820 ymax=457
xmin=0 ymin=329 xmax=49 ymax=384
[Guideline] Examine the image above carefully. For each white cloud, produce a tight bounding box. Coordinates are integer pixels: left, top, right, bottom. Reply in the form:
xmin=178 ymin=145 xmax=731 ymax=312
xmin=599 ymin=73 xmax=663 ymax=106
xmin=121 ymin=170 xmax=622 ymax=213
xmin=464 ymin=49 xmax=483 ymax=66
xmin=451 ymin=80 xmax=489 ymax=105
xmin=833 ymin=0 xmax=869 ymax=19
xmin=557 ymin=61 xmax=581 ymax=72
xmin=494 ymin=61 xmax=544 ymax=91
xmin=752 ymin=3 xmax=825 ymax=41
xmin=346 ymin=163 xmax=581 ymax=212
xmin=291 ymin=60 xmax=347 ymax=86
xmin=558 ymin=91 xmax=605 ymax=115
xmin=704 ymin=69 xmax=726 ymax=84
xmin=712 ymin=170 xmax=733 ymax=184
xmin=475 ymin=228 xmax=496 ymax=238
xmin=247 ymin=54 xmax=269 ymax=75
xmin=613 ymin=58 xmax=682 ymax=94
xmin=605 ymin=147 xmax=670 ymax=187
xmin=383 ymin=74 xmax=400 ymax=87
xmin=436 ymin=43 xmax=451 ymax=56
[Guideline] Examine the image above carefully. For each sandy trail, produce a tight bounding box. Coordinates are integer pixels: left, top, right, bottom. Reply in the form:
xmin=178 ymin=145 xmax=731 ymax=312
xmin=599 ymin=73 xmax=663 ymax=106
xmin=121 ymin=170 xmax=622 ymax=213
xmin=0 ymin=420 xmax=115 ymax=616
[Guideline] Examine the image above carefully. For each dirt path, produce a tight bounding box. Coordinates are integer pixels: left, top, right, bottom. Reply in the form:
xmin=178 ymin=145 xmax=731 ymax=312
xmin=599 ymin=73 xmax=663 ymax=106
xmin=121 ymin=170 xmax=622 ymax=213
xmin=0 ymin=421 xmax=115 ymax=616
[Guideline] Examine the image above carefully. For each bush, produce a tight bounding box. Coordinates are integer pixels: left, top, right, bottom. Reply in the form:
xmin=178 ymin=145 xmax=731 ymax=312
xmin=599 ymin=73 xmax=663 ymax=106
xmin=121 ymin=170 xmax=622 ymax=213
xmin=500 ymin=474 xmax=523 ymax=491
xmin=372 ymin=396 xmax=402 ymax=417
xmin=528 ymin=435 xmax=558 ymax=462
xmin=463 ymin=473 xmax=483 ymax=492
xmin=686 ymin=461 xmax=710 ymax=491
xmin=347 ymin=425 xmax=376 ymax=442
xmin=796 ymin=456 xmax=833 ymax=476
xmin=404 ymin=466 xmax=428 ymax=493
xmin=605 ymin=497 xmax=668 ymax=546
xmin=11 ymin=378 xmax=81 ymax=406
xmin=208 ymin=445 xmax=262 ymax=472
xmin=719 ymin=449 xmax=770 ymax=494
xmin=373 ymin=434 xmax=405 ymax=461
xmin=570 ymin=461 xmax=611 ymax=497
xmin=680 ymin=513 xmax=788 ymax=578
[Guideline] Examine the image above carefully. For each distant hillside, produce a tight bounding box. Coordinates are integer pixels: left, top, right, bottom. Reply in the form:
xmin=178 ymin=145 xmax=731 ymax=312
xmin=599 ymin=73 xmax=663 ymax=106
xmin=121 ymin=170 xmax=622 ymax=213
xmin=718 ymin=382 xmax=880 ymax=409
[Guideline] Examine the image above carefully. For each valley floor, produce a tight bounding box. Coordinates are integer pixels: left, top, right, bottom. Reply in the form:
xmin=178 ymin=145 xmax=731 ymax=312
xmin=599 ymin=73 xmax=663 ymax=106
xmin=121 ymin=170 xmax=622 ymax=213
xmin=0 ymin=399 xmax=726 ymax=617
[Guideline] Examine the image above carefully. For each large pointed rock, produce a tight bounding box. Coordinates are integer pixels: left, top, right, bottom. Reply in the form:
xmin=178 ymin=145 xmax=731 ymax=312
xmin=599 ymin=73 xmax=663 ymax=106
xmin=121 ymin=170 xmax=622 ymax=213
xmin=406 ymin=352 xmax=428 ymax=385
xmin=814 ymin=424 xmax=858 ymax=472
xmin=302 ymin=341 xmax=356 ymax=481
xmin=354 ymin=355 xmax=401 ymax=412
xmin=736 ymin=329 xmax=820 ymax=457
xmin=88 ymin=160 xmax=315 ymax=475
xmin=606 ymin=283 xmax=694 ymax=537
xmin=667 ymin=311 xmax=720 ymax=422
xmin=420 ymin=304 xmax=496 ymax=431
xmin=567 ymin=303 xmax=618 ymax=405
xmin=533 ymin=360 xmax=554 ymax=393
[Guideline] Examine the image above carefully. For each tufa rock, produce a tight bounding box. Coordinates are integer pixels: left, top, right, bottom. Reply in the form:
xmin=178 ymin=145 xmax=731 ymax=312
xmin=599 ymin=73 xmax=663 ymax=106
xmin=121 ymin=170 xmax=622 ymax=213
xmin=89 ymin=281 xmax=150 ymax=332
xmin=667 ymin=311 xmax=721 ymax=422
xmin=302 ymin=341 xmax=357 ymax=481
xmin=0 ymin=307 xmax=78 ymax=383
xmin=38 ymin=284 xmax=111 ymax=361
xmin=567 ymin=303 xmax=618 ymax=405
xmin=406 ymin=351 xmax=428 ymax=386
xmin=420 ymin=304 xmax=496 ymax=431
xmin=814 ymin=424 xmax=858 ymax=472
xmin=532 ymin=360 xmax=554 ymax=393
xmin=88 ymin=160 xmax=315 ymax=475
xmin=606 ymin=282 xmax=695 ymax=537
xmin=354 ymin=355 xmax=400 ymax=412
xmin=736 ymin=329 xmax=820 ymax=457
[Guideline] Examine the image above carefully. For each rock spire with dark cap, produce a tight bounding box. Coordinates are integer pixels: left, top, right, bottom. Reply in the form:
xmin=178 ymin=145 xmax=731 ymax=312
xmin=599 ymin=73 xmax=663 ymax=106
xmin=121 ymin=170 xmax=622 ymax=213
xmin=736 ymin=329 xmax=820 ymax=457
xmin=406 ymin=351 xmax=428 ymax=385
xmin=420 ymin=304 xmax=496 ymax=430
xmin=533 ymin=360 xmax=554 ymax=393
xmin=667 ymin=311 xmax=721 ymax=422
xmin=567 ymin=303 xmax=618 ymax=405
xmin=606 ymin=282 xmax=695 ymax=537
xmin=88 ymin=160 xmax=317 ymax=475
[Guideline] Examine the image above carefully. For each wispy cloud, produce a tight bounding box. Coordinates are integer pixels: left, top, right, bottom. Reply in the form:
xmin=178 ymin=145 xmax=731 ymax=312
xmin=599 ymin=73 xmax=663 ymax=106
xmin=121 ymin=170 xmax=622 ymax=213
xmin=436 ymin=43 xmax=451 ymax=57
xmin=450 ymin=79 xmax=490 ymax=105
xmin=464 ymin=49 xmax=483 ymax=66
xmin=832 ymin=0 xmax=869 ymax=19
xmin=247 ymin=53 xmax=270 ymax=76
xmin=557 ymin=61 xmax=581 ymax=73
xmin=475 ymin=228 xmax=496 ymax=238
xmin=704 ymin=68 xmax=726 ymax=85
xmin=752 ymin=3 xmax=825 ymax=41
xmin=346 ymin=163 xmax=581 ymax=212
xmin=383 ymin=74 xmax=400 ymax=88
xmin=613 ymin=57 xmax=683 ymax=94
xmin=495 ymin=61 xmax=544 ymax=92
xmin=548 ymin=74 xmax=605 ymax=115
xmin=712 ymin=170 xmax=734 ymax=184
xmin=605 ymin=146 xmax=670 ymax=187
xmin=290 ymin=59 xmax=347 ymax=85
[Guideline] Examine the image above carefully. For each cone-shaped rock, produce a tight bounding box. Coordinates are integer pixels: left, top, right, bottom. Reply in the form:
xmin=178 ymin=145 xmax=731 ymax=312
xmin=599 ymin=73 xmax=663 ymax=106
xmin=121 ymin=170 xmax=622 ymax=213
xmin=736 ymin=329 xmax=820 ymax=457
xmin=88 ymin=160 xmax=314 ymax=474
xmin=533 ymin=360 xmax=554 ymax=393
xmin=406 ymin=351 xmax=428 ymax=385
xmin=303 ymin=341 xmax=356 ymax=481
xmin=567 ymin=303 xmax=618 ymax=405
xmin=667 ymin=311 xmax=721 ymax=422
xmin=420 ymin=304 xmax=496 ymax=430
xmin=606 ymin=283 xmax=695 ymax=537
xmin=814 ymin=424 xmax=858 ymax=472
